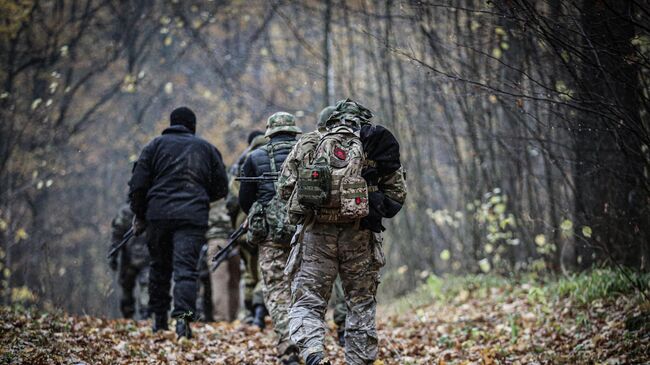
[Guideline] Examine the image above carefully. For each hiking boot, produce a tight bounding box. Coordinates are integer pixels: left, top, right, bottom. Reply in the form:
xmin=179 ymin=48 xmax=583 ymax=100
xmin=175 ymin=318 xmax=193 ymax=339
xmin=243 ymin=300 xmax=255 ymax=325
xmin=152 ymin=313 xmax=168 ymax=332
xmin=252 ymin=304 xmax=267 ymax=330
xmin=306 ymin=352 xmax=331 ymax=365
xmin=280 ymin=352 xmax=300 ymax=365
xmin=337 ymin=327 xmax=345 ymax=347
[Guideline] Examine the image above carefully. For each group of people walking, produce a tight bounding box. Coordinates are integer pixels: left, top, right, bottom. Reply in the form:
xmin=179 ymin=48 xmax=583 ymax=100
xmin=107 ymin=99 xmax=406 ymax=365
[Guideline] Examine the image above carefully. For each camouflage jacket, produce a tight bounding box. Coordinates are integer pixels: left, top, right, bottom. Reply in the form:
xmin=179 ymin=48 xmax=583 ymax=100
xmin=206 ymin=200 xmax=231 ymax=240
xmin=277 ymin=130 xmax=321 ymax=201
xmin=111 ymin=204 xmax=150 ymax=267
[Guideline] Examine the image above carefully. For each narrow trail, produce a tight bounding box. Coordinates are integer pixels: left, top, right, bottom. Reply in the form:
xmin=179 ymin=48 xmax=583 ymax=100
xmin=1 ymin=281 xmax=648 ymax=364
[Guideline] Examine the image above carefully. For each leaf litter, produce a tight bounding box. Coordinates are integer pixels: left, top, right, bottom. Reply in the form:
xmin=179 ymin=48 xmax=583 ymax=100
xmin=1 ymin=281 xmax=648 ymax=364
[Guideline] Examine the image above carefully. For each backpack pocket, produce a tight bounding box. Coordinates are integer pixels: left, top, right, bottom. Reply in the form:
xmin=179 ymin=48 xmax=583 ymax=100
xmin=296 ymin=158 xmax=331 ymax=208
xmin=339 ymin=176 xmax=369 ymax=219
xmin=246 ymin=201 xmax=268 ymax=245
xmin=265 ymin=195 xmax=296 ymax=245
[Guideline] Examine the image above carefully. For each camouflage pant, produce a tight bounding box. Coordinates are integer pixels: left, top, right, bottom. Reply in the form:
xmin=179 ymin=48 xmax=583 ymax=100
xmin=118 ymin=262 xmax=149 ymax=319
xmin=288 ymin=223 xmax=383 ymax=365
xmin=240 ymin=243 xmax=265 ymax=307
xmin=207 ymin=238 xmax=241 ymax=322
xmin=259 ymin=241 xmax=298 ymax=357
xmin=331 ymin=276 xmax=346 ymax=328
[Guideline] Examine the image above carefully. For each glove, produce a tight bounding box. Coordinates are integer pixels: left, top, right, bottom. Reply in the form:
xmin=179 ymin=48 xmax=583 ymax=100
xmin=109 ymin=257 xmax=118 ymax=271
xmin=132 ymin=216 xmax=147 ymax=236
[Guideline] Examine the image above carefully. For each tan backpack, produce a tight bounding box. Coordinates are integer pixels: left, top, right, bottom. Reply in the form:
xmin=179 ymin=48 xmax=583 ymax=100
xmin=295 ymin=125 xmax=369 ymax=223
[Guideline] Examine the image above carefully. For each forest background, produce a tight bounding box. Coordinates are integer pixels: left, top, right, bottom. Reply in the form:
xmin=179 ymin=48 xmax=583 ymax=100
xmin=1 ymin=0 xmax=648 ymax=317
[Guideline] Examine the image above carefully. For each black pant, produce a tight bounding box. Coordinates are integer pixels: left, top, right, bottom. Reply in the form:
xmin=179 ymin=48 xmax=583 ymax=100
xmin=147 ymin=220 xmax=206 ymax=319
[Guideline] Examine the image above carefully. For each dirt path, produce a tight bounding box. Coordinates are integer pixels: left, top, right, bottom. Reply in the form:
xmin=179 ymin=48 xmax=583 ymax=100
xmin=1 ymin=282 xmax=648 ymax=364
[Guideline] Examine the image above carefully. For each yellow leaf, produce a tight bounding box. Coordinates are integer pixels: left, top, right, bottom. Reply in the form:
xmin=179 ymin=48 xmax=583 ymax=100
xmin=581 ymin=226 xmax=592 ymax=238
xmin=440 ymin=249 xmax=451 ymax=261
xmin=479 ymin=258 xmax=491 ymax=273
xmin=15 ymin=228 xmax=28 ymax=241
xmin=535 ymin=234 xmax=546 ymax=246
xmin=0 ymin=218 xmax=8 ymax=231
xmin=560 ymin=219 xmax=573 ymax=232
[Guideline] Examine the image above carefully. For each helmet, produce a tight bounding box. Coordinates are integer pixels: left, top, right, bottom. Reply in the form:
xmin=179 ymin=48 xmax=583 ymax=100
xmin=326 ymin=98 xmax=373 ymax=129
xmin=317 ymin=106 xmax=336 ymax=131
xmin=264 ymin=111 xmax=302 ymax=137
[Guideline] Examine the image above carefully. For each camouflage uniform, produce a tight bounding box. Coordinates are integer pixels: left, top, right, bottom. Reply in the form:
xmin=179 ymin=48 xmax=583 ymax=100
xmin=227 ymin=134 xmax=268 ymax=318
xmin=239 ymin=112 xmax=302 ymax=364
xmin=110 ymin=204 xmax=151 ymax=319
xmin=280 ymin=107 xmax=348 ymax=338
xmin=280 ymin=101 xmax=407 ymax=364
xmin=204 ymin=200 xmax=240 ymax=322
xmin=331 ymin=277 xmax=347 ymax=335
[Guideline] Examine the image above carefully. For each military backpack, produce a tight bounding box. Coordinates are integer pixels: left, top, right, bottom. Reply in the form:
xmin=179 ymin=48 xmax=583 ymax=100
xmin=295 ymin=124 xmax=369 ymax=223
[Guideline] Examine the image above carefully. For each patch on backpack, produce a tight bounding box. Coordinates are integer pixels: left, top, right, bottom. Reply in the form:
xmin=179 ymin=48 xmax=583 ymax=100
xmin=333 ymin=147 xmax=347 ymax=160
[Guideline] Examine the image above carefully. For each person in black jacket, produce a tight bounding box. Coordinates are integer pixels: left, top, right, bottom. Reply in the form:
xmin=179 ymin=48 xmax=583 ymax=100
xmin=239 ymin=112 xmax=302 ymax=365
xmin=128 ymin=106 xmax=228 ymax=339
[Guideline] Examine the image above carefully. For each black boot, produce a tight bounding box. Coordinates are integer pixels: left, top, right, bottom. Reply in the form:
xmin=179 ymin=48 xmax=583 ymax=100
xmin=243 ymin=300 xmax=255 ymax=325
xmin=152 ymin=313 xmax=168 ymax=332
xmin=336 ymin=327 xmax=345 ymax=347
xmin=281 ymin=353 xmax=300 ymax=365
xmin=252 ymin=304 xmax=267 ymax=330
xmin=175 ymin=318 xmax=193 ymax=339
xmin=306 ymin=352 xmax=331 ymax=365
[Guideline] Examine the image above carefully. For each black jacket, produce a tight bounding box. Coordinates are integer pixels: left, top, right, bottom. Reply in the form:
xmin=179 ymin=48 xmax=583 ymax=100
xmin=128 ymin=125 xmax=228 ymax=226
xmin=360 ymin=124 xmax=403 ymax=233
xmin=239 ymin=133 xmax=297 ymax=214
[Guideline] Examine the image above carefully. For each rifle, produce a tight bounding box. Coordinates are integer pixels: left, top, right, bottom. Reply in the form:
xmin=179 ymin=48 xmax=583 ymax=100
xmin=235 ymin=172 xmax=279 ymax=183
xmin=210 ymin=222 xmax=248 ymax=272
xmin=107 ymin=226 xmax=134 ymax=259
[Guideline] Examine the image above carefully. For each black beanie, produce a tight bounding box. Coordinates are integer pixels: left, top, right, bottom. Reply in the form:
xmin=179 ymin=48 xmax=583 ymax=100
xmin=247 ymin=130 xmax=264 ymax=144
xmin=170 ymin=107 xmax=196 ymax=133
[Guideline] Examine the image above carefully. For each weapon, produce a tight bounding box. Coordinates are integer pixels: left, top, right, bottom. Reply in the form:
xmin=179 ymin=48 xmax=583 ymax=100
xmin=235 ymin=172 xmax=280 ymax=183
xmin=210 ymin=222 xmax=248 ymax=272
xmin=107 ymin=226 xmax=134 ymax=259
xmin=197 ymin=244 xmax=208 ymax=271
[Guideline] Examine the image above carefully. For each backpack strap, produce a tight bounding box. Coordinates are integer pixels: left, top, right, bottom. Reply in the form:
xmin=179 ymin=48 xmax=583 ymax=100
xmin=266 ymin=140 xmax=297 ymax=187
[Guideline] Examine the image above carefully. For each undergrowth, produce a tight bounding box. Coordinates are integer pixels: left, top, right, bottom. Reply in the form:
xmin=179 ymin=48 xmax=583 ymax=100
xmin=386 ymin=268 xmax=650 ymax=315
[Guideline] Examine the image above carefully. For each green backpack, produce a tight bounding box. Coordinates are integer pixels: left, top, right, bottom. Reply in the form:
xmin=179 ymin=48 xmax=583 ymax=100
xmin=264 ymin=140 xmax=298 ymax=245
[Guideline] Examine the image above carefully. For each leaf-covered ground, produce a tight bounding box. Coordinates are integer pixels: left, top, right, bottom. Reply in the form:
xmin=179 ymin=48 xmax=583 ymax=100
xmin=1 ymin=278 xmax=648 ymax=365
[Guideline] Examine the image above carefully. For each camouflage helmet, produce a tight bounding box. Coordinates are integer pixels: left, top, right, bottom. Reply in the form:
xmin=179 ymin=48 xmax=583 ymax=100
xmin=326 ymin=98 xmax=373 ymax=129
xmin=265 ymin=111 xmax=302 ymax=137
xmin=317 ymin=106 xmax=336 ymax=131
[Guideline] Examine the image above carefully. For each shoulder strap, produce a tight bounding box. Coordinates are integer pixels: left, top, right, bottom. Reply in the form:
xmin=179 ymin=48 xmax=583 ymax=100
xmin=266 ymin=140 xmax=296 ymax=186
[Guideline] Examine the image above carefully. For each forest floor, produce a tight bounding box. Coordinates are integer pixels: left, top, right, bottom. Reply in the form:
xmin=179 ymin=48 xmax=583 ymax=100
xmin=1 ymin=271 xmax=649 ymax=365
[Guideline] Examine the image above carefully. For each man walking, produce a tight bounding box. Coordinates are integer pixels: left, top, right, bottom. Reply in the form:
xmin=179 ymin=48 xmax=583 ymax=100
xmin=108 ymin=203 xmax=150 ymax=320
xmin=128 ymin=106 xmax=228 ymax=338
xmin=279 ymin=99 xmax=406 ymax=365
xmin=239 ymin=112 xmax=302 ymax=365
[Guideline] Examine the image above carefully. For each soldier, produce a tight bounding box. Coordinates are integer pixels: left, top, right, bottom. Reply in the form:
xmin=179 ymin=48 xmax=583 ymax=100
xmin=282 ymin=105 xmax=348 ymax=346
xmin=239 ymin=112 xmax=302 ymax=365
xmin=205 ymin=200 xmax=240 ymax=322
xmin=279 ymin=99 xmax=407 ymax=365
xmin=109 ymin=203 xmax=150 ymax=320
xmin=226 ymin=130 xmax=268 ymax=326
xmin=128 ymin=106 xmax=228 ymax=338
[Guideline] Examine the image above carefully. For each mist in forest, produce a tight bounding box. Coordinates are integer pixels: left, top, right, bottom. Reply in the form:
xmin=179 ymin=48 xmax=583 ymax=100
xmin=1 ymin=0 xmax=648 ymax=317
